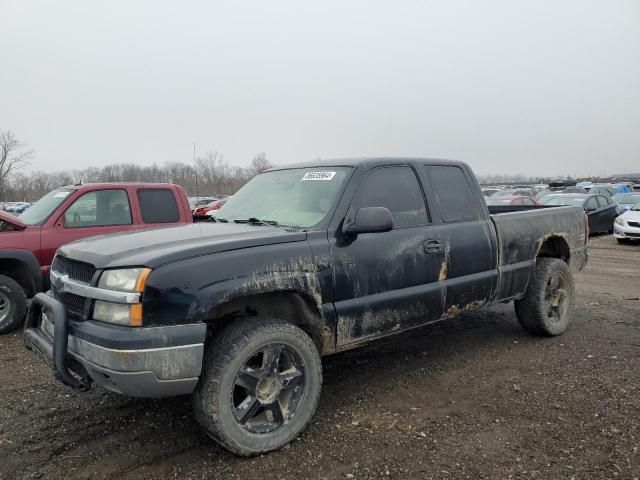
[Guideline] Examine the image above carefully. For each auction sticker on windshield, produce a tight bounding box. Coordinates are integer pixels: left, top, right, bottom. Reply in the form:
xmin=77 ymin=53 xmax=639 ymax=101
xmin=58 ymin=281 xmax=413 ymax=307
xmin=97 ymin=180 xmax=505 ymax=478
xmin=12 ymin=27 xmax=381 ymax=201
xmin=301 ymin=171 xmax=336 ymax=181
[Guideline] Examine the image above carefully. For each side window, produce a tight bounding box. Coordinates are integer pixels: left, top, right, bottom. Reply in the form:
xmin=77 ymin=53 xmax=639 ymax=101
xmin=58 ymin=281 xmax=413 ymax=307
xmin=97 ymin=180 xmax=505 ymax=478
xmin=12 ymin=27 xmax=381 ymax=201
xmin=425 ymin=165 xmax=481 ymax=222
xmin=64 ymin=190 xmax=132 ymax=228
xmin=138 ymin=189 xmax=180 ymax=223
xmin=523 ymin=198 xmax=535 ymax=206
xmin=585 ymin=197 xmax=598 ymax=210
xmin=515 ymin=198 xmax=525 ymax=205
xmin=350 ymin=166 xmax=429 ymax=228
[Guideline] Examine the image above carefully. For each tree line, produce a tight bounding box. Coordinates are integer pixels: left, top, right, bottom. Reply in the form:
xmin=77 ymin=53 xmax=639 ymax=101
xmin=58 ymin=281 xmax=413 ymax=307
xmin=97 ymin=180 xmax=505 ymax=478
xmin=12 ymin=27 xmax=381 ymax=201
xmin=1 ymin=130 xmax=272 ymax=201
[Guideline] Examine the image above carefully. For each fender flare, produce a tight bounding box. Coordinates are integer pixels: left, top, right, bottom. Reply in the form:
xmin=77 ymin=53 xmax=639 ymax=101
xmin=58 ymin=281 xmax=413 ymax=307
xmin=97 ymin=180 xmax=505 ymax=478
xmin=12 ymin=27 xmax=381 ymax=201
xmin=199 ymin=270 xmax=325 ymax=322
xmin=0 ymin=250 xmax=43 ymax=294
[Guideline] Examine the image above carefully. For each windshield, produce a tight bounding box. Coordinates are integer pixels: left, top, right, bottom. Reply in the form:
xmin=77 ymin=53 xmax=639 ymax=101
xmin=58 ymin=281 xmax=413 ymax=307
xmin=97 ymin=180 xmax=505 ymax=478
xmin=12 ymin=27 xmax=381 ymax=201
xmin=216 ymin=167 xmax=351 ymax=228
xmin=543 ymin=196 xmax=586 ymax=206
xmin=632 ymin=202 xmax=640 ymax=212
xmin=613 ymin=194 xmax=640 ymax=204
xmin=18 ymin=189 xmax=73 ymax=225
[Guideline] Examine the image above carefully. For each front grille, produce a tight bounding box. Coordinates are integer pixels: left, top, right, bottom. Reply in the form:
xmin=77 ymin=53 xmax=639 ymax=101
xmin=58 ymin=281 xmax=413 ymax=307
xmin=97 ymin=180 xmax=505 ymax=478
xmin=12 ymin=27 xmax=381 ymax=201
xmin=628 ymin=221 xmax=640 ymax=228
xmin=52 ymin=256 xmax=96 ymax=284
xmin=52 ymin=288 xmax=87 ymax=319
xmin=51 ymin=256 xmax=96 ymax=320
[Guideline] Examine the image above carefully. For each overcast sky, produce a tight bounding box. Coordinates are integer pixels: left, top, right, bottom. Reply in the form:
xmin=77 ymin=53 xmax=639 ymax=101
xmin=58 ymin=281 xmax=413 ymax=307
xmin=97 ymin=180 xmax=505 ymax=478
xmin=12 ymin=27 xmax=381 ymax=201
xmin=2 ymin=0 xmax=639 ymax=177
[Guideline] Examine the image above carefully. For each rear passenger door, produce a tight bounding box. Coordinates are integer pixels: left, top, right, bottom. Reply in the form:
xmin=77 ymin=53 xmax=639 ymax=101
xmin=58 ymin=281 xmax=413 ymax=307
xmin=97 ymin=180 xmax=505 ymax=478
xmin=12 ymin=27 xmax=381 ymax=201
xmin=422 ymin=165 xmax=498 ymax=314
xmin=331 ymin=165 xmax=445 ymax=346
xmin=596 ymin=195 xmax=615 ymax=232
xmin=584 ymin=196 xmax=601 ymax=232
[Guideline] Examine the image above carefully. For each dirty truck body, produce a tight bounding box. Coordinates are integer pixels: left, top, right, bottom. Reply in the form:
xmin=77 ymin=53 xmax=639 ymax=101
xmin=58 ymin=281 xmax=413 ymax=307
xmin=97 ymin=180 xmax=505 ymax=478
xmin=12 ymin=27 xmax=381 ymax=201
xmin=24 ymin=158 xmax=588 ymax=456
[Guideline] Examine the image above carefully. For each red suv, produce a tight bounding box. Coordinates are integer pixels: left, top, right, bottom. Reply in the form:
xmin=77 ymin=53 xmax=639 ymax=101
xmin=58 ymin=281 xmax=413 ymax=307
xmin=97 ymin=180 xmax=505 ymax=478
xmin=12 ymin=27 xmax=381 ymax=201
xmin=0 ymin=183 xmax=192 ymax=333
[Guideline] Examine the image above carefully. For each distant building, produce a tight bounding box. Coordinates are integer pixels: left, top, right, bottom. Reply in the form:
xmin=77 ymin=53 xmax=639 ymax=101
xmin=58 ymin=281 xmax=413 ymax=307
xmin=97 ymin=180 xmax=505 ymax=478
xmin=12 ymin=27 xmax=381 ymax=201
xmin=612 ymin=173 xmax=640 ymax=179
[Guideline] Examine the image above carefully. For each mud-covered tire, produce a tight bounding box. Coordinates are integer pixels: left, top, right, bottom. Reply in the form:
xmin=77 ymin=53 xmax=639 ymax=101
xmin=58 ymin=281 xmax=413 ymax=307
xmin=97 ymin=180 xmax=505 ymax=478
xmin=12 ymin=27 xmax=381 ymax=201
xmin=0 ymin=274 xmax=27 ymax=334
xmin=192 ymin=317 xmax=322 ymax=456
xmin=514 ymin=258 xmax=575 ymax=336
xmin=616 ymin=238 xmax=630 ymax=244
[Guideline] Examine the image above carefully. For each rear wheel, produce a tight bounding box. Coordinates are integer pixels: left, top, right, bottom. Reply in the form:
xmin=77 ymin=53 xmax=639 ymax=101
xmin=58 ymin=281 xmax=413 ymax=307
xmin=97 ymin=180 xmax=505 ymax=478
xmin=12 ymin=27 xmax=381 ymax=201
xmin=0 ymin=274 xmax=27 ymax=334
xmin=192 ymin=317 xmax=322 ymax=456
xmin=514 ymin=258 xmax=575 ymax=336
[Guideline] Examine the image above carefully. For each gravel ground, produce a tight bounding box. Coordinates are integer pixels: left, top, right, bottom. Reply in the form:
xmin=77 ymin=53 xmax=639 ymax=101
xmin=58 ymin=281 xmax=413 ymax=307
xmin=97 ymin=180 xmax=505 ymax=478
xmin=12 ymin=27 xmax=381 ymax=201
xmin=1 ymin=235 xmax=639 ymax=480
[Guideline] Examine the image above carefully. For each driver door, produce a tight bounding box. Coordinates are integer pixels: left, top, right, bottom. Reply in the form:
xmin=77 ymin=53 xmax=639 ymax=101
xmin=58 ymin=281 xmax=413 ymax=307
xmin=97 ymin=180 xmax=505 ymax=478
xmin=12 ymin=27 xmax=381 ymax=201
xmin=330 ymin=165 xmax=444 ymax=347
xmin=41 ymin=189 xmax=136 ymax=268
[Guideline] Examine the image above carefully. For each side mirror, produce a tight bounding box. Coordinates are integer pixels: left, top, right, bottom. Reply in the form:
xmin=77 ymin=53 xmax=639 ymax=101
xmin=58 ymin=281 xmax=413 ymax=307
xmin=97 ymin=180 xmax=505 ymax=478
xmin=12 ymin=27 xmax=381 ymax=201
xmin=342 ymin=207 xmax=393 ymax=235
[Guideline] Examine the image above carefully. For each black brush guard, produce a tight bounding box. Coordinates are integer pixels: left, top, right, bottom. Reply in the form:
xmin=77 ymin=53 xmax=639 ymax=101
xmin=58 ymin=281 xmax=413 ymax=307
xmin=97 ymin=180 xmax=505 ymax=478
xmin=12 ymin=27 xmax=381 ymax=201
xmin=24 ymin=292 xmax=91 ymax=391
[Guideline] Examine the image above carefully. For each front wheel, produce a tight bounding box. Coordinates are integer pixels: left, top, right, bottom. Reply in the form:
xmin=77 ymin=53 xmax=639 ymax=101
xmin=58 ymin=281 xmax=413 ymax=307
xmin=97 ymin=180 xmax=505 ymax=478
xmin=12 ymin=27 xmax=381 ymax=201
xmin=192 ymin=317 xmax=322 ymax=456
xmin=0 ymin=274 xmax=27 ymax=334
xmin=616 ymin=238 xmax=630 ymax=244
xmin=514 ymin=258 xmax=575 ymax=336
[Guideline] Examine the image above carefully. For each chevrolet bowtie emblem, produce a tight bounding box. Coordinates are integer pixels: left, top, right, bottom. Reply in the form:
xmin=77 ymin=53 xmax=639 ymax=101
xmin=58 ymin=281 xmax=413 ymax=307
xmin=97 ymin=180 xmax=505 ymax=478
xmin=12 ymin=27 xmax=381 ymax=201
xmin=55 ymin=274 xmax=69 ymax=292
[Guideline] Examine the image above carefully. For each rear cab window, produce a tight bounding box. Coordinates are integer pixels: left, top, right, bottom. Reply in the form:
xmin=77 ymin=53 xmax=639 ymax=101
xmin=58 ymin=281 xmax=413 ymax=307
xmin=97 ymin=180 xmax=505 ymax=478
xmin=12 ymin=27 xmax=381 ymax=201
xmin=137 ymin=188 xmax=180 ymax=223
xmin=425 ymin=165 xmax=482 ymax=222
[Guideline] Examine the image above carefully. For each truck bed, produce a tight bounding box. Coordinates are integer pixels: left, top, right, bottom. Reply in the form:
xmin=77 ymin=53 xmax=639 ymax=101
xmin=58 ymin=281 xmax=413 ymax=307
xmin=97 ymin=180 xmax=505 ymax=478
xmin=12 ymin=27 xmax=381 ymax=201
xmin=488 ymin=205 xmax=588 ymax=302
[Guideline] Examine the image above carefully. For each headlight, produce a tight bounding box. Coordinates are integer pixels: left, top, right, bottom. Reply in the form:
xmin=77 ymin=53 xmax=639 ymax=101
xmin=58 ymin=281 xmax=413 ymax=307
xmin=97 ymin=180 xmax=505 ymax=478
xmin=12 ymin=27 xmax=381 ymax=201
xmin=93 ymin=301 xmax=143 ymax=326
xmin=95 ymin=268 xmax=150 ymax=326
xmin=98 ymin=268 xmax=151 ymax=292
xmin=615 ymin=217 xmax=625 ymax=226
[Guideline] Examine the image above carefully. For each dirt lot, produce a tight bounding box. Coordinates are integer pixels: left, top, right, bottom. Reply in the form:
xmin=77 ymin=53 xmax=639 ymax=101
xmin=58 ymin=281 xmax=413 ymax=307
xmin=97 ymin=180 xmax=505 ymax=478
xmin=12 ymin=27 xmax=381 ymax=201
xmin=1 ymin=235 xmax=639 ymax=480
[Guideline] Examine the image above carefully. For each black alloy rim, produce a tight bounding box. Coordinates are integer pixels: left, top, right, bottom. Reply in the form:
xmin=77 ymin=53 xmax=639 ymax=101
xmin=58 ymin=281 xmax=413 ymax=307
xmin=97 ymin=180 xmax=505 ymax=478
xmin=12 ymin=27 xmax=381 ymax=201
xmin=231 ymin=343 xmax=306 ymax=434
xmin=545 ymin=272 xmax=569 ymax=322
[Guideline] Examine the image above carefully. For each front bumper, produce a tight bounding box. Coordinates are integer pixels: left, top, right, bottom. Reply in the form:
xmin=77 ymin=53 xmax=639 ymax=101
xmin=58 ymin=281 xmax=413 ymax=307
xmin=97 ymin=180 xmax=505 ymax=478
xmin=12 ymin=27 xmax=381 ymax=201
xmin=24 ymin=292 xmax=206 ymax=398
xmin=613 ymin=223 xmax=640 ymax=240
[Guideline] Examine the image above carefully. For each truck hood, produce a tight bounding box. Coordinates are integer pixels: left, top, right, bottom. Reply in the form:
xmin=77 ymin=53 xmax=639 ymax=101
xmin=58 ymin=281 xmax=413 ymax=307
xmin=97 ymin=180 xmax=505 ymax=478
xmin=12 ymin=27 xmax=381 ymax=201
xmin=0 ymin=210 xmax=27 ymax=230
xmin=58 ymin=223 xmax=308 ymax=269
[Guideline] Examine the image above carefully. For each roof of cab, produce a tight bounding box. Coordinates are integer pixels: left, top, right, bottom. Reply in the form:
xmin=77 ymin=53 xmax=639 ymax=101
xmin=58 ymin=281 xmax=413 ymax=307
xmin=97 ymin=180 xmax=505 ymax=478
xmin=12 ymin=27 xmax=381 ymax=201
xmin=268 ymin=157 xmax=466 ymax=171
xmin=59 ymin=182 xmax=181 ymax=192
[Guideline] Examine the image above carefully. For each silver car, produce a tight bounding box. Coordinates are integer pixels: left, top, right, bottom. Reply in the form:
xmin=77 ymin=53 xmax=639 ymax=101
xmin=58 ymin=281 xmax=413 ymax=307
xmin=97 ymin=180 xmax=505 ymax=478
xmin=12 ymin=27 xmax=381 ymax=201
xmin=614 ymin=202 xmax=640 ymax=244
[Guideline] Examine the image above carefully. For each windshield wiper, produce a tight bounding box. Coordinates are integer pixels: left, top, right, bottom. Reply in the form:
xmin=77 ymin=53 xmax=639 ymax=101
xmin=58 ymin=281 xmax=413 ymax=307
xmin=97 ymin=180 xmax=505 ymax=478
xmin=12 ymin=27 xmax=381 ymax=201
xmin=233 ymin=217 xmax=279 ymax=227
xmin=208 ymin=216 xmax=229 ymax=223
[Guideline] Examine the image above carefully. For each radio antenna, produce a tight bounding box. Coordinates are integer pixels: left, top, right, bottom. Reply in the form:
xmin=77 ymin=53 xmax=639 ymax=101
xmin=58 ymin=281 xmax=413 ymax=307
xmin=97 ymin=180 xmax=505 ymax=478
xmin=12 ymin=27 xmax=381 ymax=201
xmin=193 ymin=143 xmax=199 ymax=200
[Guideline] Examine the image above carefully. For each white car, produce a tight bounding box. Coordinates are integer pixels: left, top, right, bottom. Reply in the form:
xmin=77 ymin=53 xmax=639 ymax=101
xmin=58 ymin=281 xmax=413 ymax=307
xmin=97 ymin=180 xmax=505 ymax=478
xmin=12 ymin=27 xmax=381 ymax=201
xmin=613 ymin=202 xmax=640 ymax=244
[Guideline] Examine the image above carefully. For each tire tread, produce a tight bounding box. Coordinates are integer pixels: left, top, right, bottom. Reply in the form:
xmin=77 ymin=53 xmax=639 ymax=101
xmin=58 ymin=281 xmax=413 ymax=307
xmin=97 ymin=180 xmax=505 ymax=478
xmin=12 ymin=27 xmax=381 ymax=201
xmin=514 ymin=258 xmax=575 ymax=337
xmin=192 ymin=317 xmax=322 ymax=456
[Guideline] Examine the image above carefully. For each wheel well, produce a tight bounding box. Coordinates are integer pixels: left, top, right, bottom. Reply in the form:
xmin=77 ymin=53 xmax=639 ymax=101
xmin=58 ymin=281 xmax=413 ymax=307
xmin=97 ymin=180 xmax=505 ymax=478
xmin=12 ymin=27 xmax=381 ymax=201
xmin=0 ymin=259 xmax=36 ymax=296
xmin=205 ymin=292 xmax=331 ymax=354
xmin=537 ymin=236 xmax=570 ymax=264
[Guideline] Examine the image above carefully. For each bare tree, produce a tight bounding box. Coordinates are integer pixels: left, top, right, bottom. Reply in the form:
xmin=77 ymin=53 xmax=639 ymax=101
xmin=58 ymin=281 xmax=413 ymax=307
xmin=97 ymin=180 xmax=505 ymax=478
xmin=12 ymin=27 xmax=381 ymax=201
xmin=251 ymin=152 xmax=273 ymax=174
xmin=0 ymin=131 xmax=33 ymax=198
xmin=1 ymin=150 xmax=271 ymax=201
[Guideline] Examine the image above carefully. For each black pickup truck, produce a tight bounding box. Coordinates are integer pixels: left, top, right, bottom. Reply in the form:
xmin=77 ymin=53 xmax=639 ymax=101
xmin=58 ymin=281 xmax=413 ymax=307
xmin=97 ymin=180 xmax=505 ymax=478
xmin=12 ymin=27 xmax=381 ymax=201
xmin=24 ymin=158 xmax=588 ymax=456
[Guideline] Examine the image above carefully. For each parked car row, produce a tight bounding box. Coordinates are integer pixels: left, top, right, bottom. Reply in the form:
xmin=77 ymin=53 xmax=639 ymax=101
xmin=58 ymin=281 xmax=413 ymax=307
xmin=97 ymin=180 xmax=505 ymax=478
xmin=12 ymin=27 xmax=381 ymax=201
xmin=542 ymin=194 xmax=618 ymax=234
xmin=191 ymin=196 xmax=232 ymax=220
xmin=0 ymin=201 xmax=31 ymax=214
xmin=482 ymin=182 xmax=640 ymax=240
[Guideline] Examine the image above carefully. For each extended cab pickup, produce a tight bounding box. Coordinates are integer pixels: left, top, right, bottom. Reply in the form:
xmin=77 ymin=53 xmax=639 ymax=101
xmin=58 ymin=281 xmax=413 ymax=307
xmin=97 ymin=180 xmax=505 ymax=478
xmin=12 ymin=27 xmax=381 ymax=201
xmin=0 ymin=183 xmax=192 ymax=333
xmin=24 ymin=158 xmax=588 ymax=456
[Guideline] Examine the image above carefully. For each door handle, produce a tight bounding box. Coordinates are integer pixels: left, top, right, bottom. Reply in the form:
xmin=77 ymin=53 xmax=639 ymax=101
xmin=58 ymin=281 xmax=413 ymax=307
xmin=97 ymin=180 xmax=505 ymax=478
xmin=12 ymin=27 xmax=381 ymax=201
xmin=424 ymin=239 xmax=443 ymax=254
